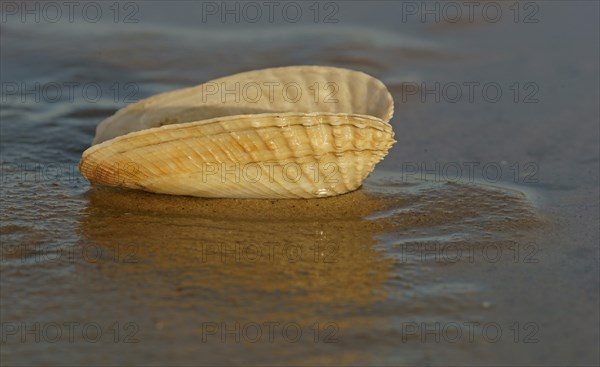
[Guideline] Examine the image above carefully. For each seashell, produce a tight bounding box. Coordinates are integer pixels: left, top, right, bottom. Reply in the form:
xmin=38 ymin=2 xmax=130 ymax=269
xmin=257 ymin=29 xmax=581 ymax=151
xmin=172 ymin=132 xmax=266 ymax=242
xmin=80 ymin=66 xmax=395 ymax=199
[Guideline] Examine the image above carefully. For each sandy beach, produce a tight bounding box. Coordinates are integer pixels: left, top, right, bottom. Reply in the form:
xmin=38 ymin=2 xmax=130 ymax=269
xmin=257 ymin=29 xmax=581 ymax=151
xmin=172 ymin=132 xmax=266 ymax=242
xmin=1 ymin=1 xmax=598 ymax=365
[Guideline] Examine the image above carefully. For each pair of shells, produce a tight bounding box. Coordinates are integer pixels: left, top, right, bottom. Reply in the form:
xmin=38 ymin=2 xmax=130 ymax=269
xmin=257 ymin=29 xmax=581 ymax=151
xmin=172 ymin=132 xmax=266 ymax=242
xmin=80 ymin=66 xmax=395 ymax=199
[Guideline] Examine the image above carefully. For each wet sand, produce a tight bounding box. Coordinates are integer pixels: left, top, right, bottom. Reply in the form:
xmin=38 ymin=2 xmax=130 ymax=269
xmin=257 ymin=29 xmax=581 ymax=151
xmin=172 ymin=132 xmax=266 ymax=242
xmin=1 ymin=1 xmax=598 ymax=366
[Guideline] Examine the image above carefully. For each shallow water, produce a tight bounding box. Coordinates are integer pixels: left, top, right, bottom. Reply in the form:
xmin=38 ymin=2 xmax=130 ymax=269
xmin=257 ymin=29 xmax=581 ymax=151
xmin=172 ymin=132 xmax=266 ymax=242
xmin=1 ymin=1 xmax=598 ymax=366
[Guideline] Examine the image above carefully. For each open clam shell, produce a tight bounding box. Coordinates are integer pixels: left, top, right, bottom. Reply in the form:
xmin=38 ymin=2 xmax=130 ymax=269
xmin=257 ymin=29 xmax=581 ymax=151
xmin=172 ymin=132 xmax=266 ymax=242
xmin=80 ymin=66 xmax=395 ymax=199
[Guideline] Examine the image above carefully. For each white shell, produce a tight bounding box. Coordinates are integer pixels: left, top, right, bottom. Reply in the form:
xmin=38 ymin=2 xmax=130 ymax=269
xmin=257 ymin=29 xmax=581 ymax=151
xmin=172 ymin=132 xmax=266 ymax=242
xmin=80 ymin=66 xmax=395 ymax=199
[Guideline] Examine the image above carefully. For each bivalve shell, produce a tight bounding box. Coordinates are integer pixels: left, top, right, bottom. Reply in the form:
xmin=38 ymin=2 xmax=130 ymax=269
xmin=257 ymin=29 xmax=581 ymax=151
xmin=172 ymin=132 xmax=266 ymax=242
xmin=80 ymin=66 xmax=396 ymax=199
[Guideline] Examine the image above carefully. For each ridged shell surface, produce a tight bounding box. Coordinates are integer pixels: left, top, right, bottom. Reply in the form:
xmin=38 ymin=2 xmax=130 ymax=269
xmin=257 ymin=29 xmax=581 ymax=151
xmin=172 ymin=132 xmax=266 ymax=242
xmin=80 ymin=66 xmax=396 ymax=199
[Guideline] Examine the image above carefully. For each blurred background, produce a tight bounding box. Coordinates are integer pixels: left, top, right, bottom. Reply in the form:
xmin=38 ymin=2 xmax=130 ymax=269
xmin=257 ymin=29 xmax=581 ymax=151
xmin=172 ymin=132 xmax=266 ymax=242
xmin=1 ymin=1 xmax=598 ymax=366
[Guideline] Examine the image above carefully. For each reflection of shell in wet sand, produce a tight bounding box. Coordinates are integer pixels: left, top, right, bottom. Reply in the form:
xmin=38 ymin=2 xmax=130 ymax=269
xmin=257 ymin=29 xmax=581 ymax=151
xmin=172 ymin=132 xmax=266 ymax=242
xmin=79 ymin=66 xmax=395 ymax=198
xmin=80 ymin=186 xmax=400 ymax=308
